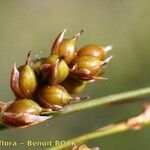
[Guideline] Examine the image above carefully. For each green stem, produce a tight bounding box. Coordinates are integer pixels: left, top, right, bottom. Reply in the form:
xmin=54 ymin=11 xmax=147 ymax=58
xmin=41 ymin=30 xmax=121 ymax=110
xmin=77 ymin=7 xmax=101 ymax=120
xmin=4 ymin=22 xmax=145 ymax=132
xmin=2 ymin=87 xmax=150 ymax=131
xmin=49 ymin=114 xmax=150 ymax=150
xmin=41 ymin=87 xmax=150 ymax=116
xmin=49 ymin=123 xmax=128 ymax=150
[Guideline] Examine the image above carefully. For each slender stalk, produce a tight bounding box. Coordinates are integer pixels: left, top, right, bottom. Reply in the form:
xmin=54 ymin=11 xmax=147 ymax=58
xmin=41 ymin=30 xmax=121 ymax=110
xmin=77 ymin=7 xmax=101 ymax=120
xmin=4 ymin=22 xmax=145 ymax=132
xmin=41 ymin=87 xmax=150 ymax=116
xmin=1 ymin=87 xmax=150 ymax=131
xmin=49 ymin=103 xmax=150 ymax=150
xmin=49 ymin=123 xmax=128 ymax=150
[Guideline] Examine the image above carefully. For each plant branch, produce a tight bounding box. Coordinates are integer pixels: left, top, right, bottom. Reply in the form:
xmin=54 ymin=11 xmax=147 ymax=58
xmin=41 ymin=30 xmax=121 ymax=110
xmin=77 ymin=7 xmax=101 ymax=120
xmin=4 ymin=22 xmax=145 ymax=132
xmin=41 ymin=87 xmax=150 ymax=116
xmin=1 ymin=87 xmax=150 ymax=130
xmin=49 ymin=103 xmax=150 ymax=150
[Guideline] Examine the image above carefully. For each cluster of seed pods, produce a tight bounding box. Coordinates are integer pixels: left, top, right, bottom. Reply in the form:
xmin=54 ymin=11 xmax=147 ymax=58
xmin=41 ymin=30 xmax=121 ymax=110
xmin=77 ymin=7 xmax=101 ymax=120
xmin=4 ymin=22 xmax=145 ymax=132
xmin=0 ymin=29 xmax=112 ymax=127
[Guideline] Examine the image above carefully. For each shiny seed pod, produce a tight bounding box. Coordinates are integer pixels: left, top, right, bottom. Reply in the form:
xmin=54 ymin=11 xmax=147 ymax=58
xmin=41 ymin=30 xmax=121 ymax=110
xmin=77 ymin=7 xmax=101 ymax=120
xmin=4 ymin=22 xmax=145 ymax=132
xmin=1 ymin=99 xmax=49 ymax=127
xmin=61 ymin=77 xmax=86 ymax=94
xmin=51 ymin=29 xmax=84 ymax=64
xmin=5 ymin=99 xmax=42 ymax=115
xmin=78 ymin=44 xmax=112 ymax=60
xmin=36 ymin=84 xmax=72 ymax=108
xmin=11 ymin=52 xmax=37 ymax=99
xmin=71 ymin=55 xmax=102 ymax=75
xmin=70 ymin=55 xmax=113 ymax=81
xmin=39 ymin=55 xmax=69 ymax=84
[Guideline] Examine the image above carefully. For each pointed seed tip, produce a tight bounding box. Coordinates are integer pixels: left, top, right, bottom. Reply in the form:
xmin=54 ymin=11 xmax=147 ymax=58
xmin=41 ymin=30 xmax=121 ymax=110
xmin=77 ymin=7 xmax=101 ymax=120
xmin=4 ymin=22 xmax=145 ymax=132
xmin=12 ymin=62 xmax=18 ymax=72
xmin=63 ymin=28 xmax=67 ymax=32
xmin=105 ymin=55 xmax=113 ymax=63
xmin=104 ymin=45 xmax=113 ymax=52
xmin=81 ymin=28 xmax=85 ymax=33
xmin=27 ymin=51 xmax=31 ymax=57
xmin=25 ymin=51 xmax=31 ymax=65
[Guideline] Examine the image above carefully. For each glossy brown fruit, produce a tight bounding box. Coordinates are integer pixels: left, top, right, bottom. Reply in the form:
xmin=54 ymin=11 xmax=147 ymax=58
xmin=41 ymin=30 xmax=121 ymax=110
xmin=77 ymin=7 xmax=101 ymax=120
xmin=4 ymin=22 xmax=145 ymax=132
xmin=39 ymin=55 xmax=69 ymax=84
xmin=70 ymin=55 xmax=113 ymax=81
xmin=5 ymin=99 xmax=42 ymax=115
xmin=11 ymin=52 xmax=37 ymax=99
xmin=36 ymin=84 xmax=72 ymax=108
xmin=70 ymin=55 xmax=102 ymax=75
xmin=61 ymin=77 xmax=86 ymax=94
xmin=51 ymin=29 xmax=84 ymax=64
xmin=78 ymin=44 xmax=107 ymax=60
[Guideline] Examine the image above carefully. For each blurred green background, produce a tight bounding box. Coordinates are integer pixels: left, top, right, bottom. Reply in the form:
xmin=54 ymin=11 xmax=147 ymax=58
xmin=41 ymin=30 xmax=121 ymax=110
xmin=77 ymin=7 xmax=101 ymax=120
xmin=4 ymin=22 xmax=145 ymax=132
xmin=0 ymin=0 xmax=150 ymax=150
